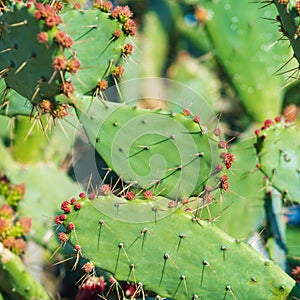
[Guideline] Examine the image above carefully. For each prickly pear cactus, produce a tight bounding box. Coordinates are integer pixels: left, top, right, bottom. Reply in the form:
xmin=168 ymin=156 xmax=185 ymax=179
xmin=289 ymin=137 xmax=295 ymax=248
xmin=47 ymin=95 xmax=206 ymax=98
xmin=55 ymin=193 xmax=297 ymax=299
xmin=76 ymin=97 xmax=233 ymax=199
xmin=255 ymin=117 xmax=300 ymax=203
xmin=0 ymin=0 xmax=135 ymax=106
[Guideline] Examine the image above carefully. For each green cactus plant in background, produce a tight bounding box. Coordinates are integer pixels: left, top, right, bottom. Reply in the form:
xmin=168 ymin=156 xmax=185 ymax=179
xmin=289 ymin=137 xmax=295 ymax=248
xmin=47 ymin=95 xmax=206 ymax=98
xmin=0 ymin=0 xmax=300 ymax=299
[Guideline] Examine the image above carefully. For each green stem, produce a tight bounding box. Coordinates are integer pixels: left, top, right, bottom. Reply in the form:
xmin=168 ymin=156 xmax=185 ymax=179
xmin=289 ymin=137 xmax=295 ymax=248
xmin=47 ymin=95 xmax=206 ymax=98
xmin=11 ymin=116 xmax=51 ymax=164
xmin=0 ymin=243 xmax=50 ymax=300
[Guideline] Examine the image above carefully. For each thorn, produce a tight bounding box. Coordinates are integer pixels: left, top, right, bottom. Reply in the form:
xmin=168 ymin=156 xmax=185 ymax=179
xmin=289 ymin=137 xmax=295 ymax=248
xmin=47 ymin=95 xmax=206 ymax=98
xmin=31 ymin=78 xmax=45 ymax=102
xmin=223 ymin=285 xmax=236 ymax=300
xmin=127 ymin=263 xmax=136 ymax=283
xmin=159 ymin=253 xmax=169 ymax=286
xmin=172 ymin=274 xmax=188 ymax=298
xmin=151 ymin=206 xmax=167 ymax=223
xmin=200 ymin=260 xmax=209 ymax=287
xmin=15 ymin=54 xmax=35 ymax=74
xmin=118 ymin=242 xmax=130 ymax=262
xmin=0 ymin=47 xmax=12 ymax=53
xmin=97 ymin=219 xmax=104 ymax=250
xmin=0 ymin=67 xmax=10 ymax=76
xmin=113 ymin=243 xmax=122 ymax=276
xmin=177 ymin=233 xmax=187 ymax=252
xmin=9 ymin=20 xmax=27 ymax=27
xmin=129 ymin=227 xmax=153 ymax=249
xmin=221 ymin=245 xmax=228 ymax=261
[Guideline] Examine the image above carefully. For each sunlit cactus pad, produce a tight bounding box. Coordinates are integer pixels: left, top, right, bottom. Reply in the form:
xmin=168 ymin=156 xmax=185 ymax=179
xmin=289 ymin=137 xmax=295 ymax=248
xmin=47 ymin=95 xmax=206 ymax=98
xmin=55 ymin=194 xmax=297 ymax=299
xmin=76 ymin=98 xmax=233 ymax=199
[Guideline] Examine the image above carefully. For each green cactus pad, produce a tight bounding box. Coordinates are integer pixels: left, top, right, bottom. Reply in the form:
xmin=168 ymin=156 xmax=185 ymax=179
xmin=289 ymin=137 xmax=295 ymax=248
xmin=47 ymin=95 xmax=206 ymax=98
xmin=200 ymin=0 xmax=291 ymax=122
xmin=0 ymin=1 xmax=135 ymax=106
xmin=57 ymin=194 xmax=297 ymax=299
xmin=0 ymin=1 xmax=63 ymax=104
xmin=76 ymin=97 xmax=229 ymax=199
xmin=61 ymin=7 xmax=129 ymax=97
xmin=255 ymin=118 xmax=300 ymax=203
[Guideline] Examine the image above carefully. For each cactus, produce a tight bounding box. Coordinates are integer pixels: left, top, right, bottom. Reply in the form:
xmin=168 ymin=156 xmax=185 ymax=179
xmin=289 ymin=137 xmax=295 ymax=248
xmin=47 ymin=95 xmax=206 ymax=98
xmin=254 ymin=117 xmax=300 ymax=203
xmin=0 ymin=174 xmax=31 ymax=256
xmin=56 ymin=193 xmax=297 ymax=299
xmin=0 ymin=173 xmax=50 ymax=299
xmin=1 ymin=0 xmax=300 ymax=298
xmin=76 ymin=96 xmax=232 ymax=200
xmin=0 ymin=0 xmax=135 ymax=106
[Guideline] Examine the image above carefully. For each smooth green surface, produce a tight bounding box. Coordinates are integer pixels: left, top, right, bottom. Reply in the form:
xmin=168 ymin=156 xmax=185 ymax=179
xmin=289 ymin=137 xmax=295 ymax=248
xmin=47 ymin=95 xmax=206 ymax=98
xmin=61 ymin=195 xmax=297 ymax=299
xmin=11 ymin=116 xmax=49 ymax=163
xmin=286 ymin=226 xmax=300 ymax=258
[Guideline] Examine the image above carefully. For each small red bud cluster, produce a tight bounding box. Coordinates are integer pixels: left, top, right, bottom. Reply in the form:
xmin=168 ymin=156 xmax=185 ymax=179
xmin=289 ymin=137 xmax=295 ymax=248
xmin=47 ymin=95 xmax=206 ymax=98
xmin=121 ymin=43 xmax=134 ymax=56
xmin=39 ymin=100 xmax=69 ymax=119
xmin=220 ymin=175 xmax=229 ymax=191
xmin=112 ymin=64 xmax=125 ymax=77
xmin=34 ymin=3 xmax=62 ymax=28
xmin=94 ymin=0 xmax=113 ymax=12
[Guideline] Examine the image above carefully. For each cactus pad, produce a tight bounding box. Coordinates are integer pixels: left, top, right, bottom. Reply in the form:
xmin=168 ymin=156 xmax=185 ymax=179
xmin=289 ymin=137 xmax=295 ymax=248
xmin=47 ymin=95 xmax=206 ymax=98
xmin=0 ymin=1 xmax=135 ymax=106
xmin=0 ymin=1 xmax=64 ymax=104
xmin=61 ymin=4 xmax=133 ymax=97
xmin=56 ymin=194 xmax=297 ymax=299
xmin=76 ymin=97 xmax=231 ymax=199
xmin=255 ymin=117 xmax=300 ymax=203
